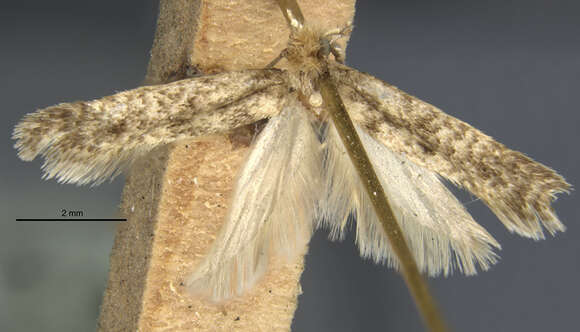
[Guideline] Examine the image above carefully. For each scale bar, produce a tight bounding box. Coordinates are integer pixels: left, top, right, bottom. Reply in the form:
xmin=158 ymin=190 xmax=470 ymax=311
xmin=16 ymin=218 xmax=127 ymax=221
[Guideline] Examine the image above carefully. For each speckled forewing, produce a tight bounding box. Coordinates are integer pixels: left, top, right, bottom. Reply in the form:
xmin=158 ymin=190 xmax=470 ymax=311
xmin=331 ymin=63 xmax=570 ymax=239
xmin=13 ymin=69 xmax=288 ymax=185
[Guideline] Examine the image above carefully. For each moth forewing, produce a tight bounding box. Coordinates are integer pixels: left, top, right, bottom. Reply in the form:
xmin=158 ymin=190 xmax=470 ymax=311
xmin=186 ymin=98 xmax=323 ymax=301
xmin=330 ymin=63 xmax=570 ymax=240
xmin=12 ymin=69 xmax=287 ymax=185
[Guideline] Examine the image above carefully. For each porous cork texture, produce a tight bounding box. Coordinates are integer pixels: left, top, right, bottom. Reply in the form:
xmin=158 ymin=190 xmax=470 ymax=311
xmin=98 ymin=1 xmax=355 ymax=331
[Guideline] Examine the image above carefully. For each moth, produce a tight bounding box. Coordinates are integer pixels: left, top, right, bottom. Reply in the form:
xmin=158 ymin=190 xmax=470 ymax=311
xmin=13 ymin=23 xmax=569 ymax=303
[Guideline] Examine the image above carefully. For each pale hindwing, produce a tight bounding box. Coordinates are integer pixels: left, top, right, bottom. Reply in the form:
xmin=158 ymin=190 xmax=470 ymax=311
xmin=12 ymin=69 xmax=287 ymax=185
xmin=187 ymin=98 xmax=322 ymax=301
xmin=319 ymin=123 xmax=500 ymax=275
xmin=331 ymin=64 xmax=570 ymax=240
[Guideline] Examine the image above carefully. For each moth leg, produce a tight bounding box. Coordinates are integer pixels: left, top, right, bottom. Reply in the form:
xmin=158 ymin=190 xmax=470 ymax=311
xmin=329 ymin=42 xmax=345 ymax=63
xmin=266 ymin=48 xmax=289 ymax=68
xmin=324 ymin=23 xmax=352 ymax=64
xmin=323 ymin=22 xmax=353 ymax=40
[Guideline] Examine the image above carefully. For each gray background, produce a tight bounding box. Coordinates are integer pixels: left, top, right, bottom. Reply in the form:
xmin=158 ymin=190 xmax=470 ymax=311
xmin=1 ymin=1 xmax=577 ymax=331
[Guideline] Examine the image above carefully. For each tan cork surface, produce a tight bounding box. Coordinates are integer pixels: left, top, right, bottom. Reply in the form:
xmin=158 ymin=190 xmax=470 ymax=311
xmin=98 ymin=1 xmax=355 ymax=331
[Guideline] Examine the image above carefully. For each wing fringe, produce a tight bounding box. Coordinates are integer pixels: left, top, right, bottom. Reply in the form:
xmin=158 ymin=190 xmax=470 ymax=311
xmin=318 ymin=124 xmax=500 ymax=275
xmin=187 ymin=98 xmax=322 ymax=301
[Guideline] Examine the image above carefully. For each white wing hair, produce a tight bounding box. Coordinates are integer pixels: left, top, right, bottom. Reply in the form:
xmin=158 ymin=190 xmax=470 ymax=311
xmin=186 ymin=97 xmax=322 ymax=301
xmin=319 ymin=124 xmax=500 ymax=276
xmin=13 ymin=69 xmax=286 ymax=185
xmin=331 ymin=64 xmax=570 ymax=240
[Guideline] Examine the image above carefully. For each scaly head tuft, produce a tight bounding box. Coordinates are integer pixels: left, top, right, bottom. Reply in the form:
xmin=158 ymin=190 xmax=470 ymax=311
xmin=282 ymin=25 xmax=351 ymax=97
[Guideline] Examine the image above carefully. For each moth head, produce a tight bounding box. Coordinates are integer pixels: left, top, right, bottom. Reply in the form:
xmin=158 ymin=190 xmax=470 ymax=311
xmin=283 ymin=24 xmax=352 ymax=101
xmin=285 ymin=25 xmax=351 ymax=71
